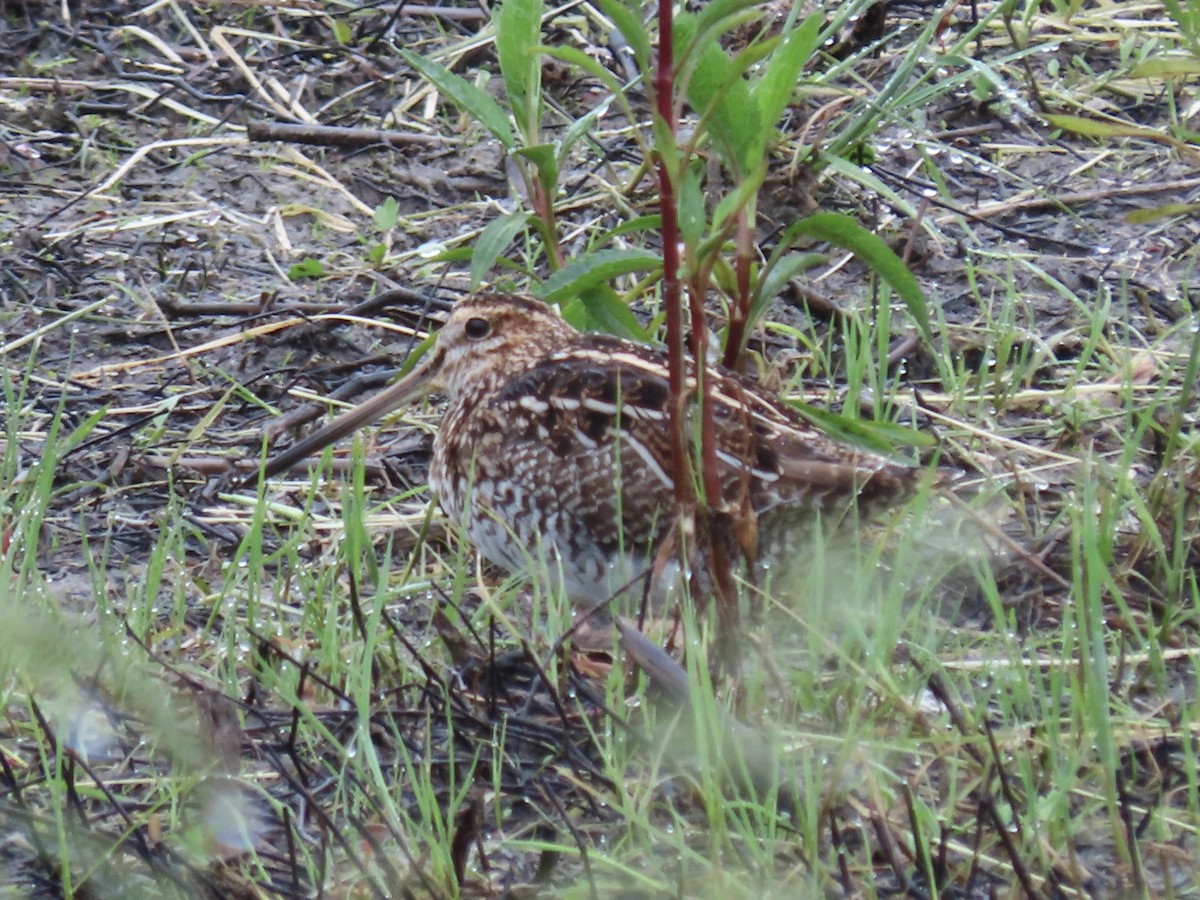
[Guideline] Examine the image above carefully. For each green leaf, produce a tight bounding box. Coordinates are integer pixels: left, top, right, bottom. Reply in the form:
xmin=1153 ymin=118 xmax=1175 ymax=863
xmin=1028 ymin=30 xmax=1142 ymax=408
xmin=495 ymin=0 xmax=544 ymax=140
xmin=559 ymin=98 xmax=611 ymax=162
xmin=65 ymin=405 xmax=109 ymax=450
xmin=674 ymin=12 xmax=762 ymax=176
xmin=1044 ymin=113 xmax=1176 ymax=145
xmin=541 ymin=45 xmax=645 ymax=155
xmin=1126 ymin=202 xmax=1200 ymax=225
xmin=426 ymin=246 xmax=473 ymax=264
xmin=1162 ymin=0 xmax=1200 ymax=52
xmin=751 ymin=251 xmax=825 ymax=321
xmin=331 ymin=19 xmax=352 ymax=45
xmin=710 ymin=158 xmax=765 ymax=233
xmin=541 ymin=45 xmax=628 ymax=97
xmin=678 ymin=165 xmax=706 ymax=249
xmin=287 ymin=258 xmax=325 ymax=280
xmin=592 ymin=215 xmax=662 ymax=247
xmin=787 ymin=399 xmax=934 ymax=451
xmin=785 ymin=213 xmax=932 ymax=345
xmin=1048 ymin=113 xmax=1200 ymax=154
xmin=374 ymin=196 xmax=400 ymax=231
xmin=513 ymin=142 xmax=558 ymax=197
xmin=692 ymin=0 xmax=762 ymax=44
xmin=398 ymin=48 xmax=515 ymax=148
xmin=566 ymin=285 xmax=650 ymax=341
xmin=471 ymin=210 xmax=531 ymax=288
xmin=1171 ymin=123 xmax=1200 ymax=144
xmin=539 ymin=247 xmax=661 ymax=304
xmin=753 ymin=13 xmax=821 ymax=128
xmin=651 ymin=111 xmax=681 ymax=179
xmin=398 ymin=330 xmax=439 ymax=378
xmin=595 ymin=0 xmax=651 ymax=73
xmin=817 ymin=151 xmax=920 ymax=218
xmin=1129 ymin=56 xmax=1200 ymax=78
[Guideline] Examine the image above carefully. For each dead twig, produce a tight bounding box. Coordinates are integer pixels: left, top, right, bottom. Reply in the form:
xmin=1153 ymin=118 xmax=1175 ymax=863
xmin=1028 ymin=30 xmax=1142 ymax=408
xmin=246 ymin=120 xmax=450 ymax=149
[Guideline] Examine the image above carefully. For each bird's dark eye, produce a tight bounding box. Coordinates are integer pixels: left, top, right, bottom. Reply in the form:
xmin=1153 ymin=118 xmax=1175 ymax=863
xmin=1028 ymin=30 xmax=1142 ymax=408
xmin=464 ymin=317 xmax=491 ymax=340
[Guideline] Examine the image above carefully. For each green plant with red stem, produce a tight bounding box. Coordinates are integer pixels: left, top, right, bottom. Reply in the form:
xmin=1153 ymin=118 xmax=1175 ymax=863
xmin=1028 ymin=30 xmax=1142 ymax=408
xmin=399 ymin=0 xmax=941 ymax=618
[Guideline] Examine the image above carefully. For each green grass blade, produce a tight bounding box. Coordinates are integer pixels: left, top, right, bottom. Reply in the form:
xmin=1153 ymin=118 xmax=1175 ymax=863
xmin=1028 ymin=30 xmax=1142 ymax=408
xmin=398 ymin=48 xmax=516 ymax=148
xmin=471 ymin=210 xmax=531 ymax=288
xmin=785 ymin=212 xmax=932 ymax=345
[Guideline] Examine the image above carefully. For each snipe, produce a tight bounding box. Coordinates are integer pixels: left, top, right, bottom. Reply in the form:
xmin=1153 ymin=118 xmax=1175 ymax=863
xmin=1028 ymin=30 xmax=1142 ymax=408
xmin=260 ymin=294 xmax=920 ymax=605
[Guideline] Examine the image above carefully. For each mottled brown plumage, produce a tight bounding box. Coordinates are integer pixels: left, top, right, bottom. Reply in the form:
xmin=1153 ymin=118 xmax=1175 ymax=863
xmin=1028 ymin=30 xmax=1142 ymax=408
xmin=261 ymin=294 xmax=920 ymax=603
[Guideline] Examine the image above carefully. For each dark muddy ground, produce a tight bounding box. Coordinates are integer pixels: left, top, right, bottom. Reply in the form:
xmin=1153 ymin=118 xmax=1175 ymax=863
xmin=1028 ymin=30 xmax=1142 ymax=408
xmin=2 ymin=0 xmax=1199 ymax=896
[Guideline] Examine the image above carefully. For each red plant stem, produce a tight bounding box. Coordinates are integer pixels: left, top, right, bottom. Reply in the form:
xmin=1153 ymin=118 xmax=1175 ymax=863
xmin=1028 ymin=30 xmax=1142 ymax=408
xmin=722 ymin=209 xmax=754 ymax=369
xmin=655 ymin=0 xmax=690 ymax=508
xmin=531 ymin=178 xmax=564 ymax=271
xmin=688 ymin=271 xmax=722 ymax=507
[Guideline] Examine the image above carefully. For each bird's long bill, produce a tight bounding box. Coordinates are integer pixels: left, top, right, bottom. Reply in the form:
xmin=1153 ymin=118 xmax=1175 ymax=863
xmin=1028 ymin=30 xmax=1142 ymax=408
xmin=258 ymin=355 xmax=438 ymax=481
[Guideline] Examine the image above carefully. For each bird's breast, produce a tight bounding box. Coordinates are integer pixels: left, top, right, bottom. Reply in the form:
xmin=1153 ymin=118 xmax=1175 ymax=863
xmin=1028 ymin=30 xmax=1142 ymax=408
xmin=427 ymin=385 xmax=676 ymax=594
